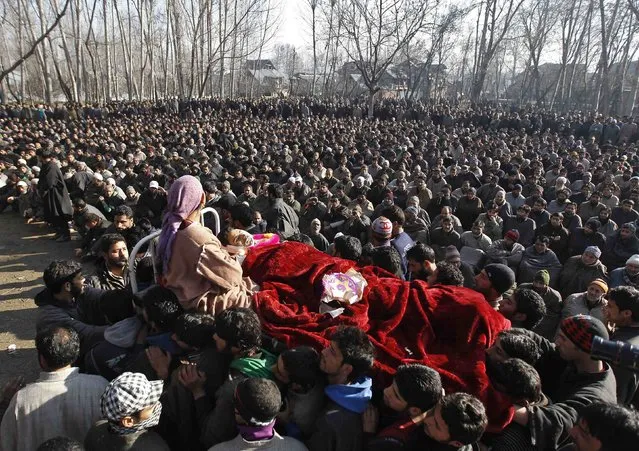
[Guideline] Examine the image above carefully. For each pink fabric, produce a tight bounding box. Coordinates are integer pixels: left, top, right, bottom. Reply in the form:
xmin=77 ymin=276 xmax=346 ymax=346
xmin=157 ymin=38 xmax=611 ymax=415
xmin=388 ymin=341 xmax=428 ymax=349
xmin=157 ymin=175 xmax=203 ymax=271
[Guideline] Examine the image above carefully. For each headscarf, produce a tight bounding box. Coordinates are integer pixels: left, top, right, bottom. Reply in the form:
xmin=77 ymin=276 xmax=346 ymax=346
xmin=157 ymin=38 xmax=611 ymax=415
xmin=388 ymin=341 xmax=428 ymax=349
xmin=157 ymin=175 xmax=204 ymax=271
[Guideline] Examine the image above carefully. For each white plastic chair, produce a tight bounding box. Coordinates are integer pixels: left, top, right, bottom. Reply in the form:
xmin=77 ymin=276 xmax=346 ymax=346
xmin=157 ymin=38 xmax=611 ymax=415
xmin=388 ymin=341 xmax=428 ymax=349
xmin=128 ymin=230 xmax=161 ymax=294
xmin=200 ymin=207 xmax=220 ymax=235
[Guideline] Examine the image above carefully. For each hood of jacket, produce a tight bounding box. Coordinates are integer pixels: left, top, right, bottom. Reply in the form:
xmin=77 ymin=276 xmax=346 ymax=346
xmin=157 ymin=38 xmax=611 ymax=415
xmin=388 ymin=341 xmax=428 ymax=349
xmin=324 ymin=376 xmax=372 ymax=414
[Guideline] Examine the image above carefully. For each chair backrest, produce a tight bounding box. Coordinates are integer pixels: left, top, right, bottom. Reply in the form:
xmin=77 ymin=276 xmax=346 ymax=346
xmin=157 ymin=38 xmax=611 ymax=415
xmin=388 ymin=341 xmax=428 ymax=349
xmin=201 ymin=207 xmax=220 ymax=235
xmin=128 ymin=230 xmax=162 ymax=294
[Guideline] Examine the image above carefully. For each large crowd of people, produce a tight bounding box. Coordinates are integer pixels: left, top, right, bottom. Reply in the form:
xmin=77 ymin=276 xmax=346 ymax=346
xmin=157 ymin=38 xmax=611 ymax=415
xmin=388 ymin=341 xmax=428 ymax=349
xmin=1 ymin=97 xmax=639 ymax=451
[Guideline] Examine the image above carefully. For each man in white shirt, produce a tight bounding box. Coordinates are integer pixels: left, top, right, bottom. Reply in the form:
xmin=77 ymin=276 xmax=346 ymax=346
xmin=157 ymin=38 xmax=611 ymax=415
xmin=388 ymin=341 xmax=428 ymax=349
xmin=0 ymin=326 xmax=108 ymax=451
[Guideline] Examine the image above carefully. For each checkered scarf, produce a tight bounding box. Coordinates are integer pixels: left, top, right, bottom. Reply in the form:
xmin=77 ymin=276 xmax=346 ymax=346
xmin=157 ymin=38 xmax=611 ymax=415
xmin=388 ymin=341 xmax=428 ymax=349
xmin=101 ymin=372 xmax=164 ymax=435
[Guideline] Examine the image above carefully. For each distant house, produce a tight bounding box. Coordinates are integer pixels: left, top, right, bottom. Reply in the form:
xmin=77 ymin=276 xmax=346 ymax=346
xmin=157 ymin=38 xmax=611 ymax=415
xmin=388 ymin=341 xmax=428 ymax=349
xmin=339 ymin=61 xmax=407 ymax=98
xmin=289 ymin=72 xmax=332 ymax=96
xmin=338 ymin=60 xmax=447 ymax=100
xmin=392 ymin=60 xmax=448 ymax=100
xmin=505 ymin=63 xmax=589 ymax=105
xmin=243 ymin=60 xmax=286 ymax=96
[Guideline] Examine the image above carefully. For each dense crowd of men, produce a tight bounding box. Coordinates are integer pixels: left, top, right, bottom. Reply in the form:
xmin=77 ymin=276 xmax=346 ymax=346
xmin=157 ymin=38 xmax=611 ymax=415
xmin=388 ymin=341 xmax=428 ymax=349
xmin=1 ymin=97 xmax=639 ymax=451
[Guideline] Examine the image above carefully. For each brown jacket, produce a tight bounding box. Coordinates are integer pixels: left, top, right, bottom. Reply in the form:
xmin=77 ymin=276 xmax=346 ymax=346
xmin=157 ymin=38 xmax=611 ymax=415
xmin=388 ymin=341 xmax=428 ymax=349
xmin=162 ymin=223 xmax=255 ymax=314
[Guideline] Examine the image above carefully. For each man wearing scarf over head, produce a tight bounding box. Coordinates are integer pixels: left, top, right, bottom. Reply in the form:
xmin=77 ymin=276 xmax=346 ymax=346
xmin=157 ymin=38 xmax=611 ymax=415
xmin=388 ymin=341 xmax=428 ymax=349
xmin=85 ymin=372 xmax=169 ymax=450
xmin=157 ymin=175 xmax=255 ymax=314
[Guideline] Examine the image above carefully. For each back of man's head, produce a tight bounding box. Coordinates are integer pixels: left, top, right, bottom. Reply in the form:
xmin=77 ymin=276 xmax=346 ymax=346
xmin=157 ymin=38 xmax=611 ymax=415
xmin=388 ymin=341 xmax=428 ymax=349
xmin=331 ymin=326 xmax=375 ymax=382
xmin=36 ymin=436 xmax=84 ymax=451
xmin=489 ymin=358 xmax=542 ymax=405
xmin=395 ymin=364 xmax=443 ymax=412
xmin=369 ymin=246 xmax=403 ymax=278
xmin=514 ymin=288 xmax=547 ymax=330
xmin=36 ymin=326 xmax=80 ymax=371
xmin=440 ymin=393 xmax=488 ymax=446
xmin=497 ymin=330 xmax=541 ymax=365
xmin=43 ymin=260 xmax=82 ymax=294
xmin=173 ymin=313 xmax=216 ymax=349
xmin=215 ymin=307 xmax=262 ymax=353
xmin=234 ymin=378 xmax=282 ymax=426
xmin=280 ymin=346 xmax=321 ymax=390
xmin=334 ymin=235 xmax=362 ymax=261
xmin=578 ymin=402 xmax=639 ymax=451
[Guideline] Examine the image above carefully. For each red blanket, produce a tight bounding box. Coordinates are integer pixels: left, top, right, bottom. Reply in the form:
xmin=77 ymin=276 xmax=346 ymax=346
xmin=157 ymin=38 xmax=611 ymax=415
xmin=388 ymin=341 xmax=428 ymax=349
xmin=244 ymin=242 xmax=514 ymax=432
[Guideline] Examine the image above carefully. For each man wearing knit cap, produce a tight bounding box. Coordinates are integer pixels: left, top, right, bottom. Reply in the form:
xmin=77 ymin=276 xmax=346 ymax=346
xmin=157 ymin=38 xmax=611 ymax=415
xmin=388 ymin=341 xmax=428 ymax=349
xmin=474 ymin=263 xmax=516 ymax=309
xmin=567 ymin=218 xmax=606 ymax=257
xmin=558 ymin=246 xmax=607 ymax=299
xmin=510 ymin=315 xmax=616 ymax=450
xmin=609 ymin=254 xmax=639 ymax=289
xmin=560 ymin=279 xmax=608 ymax=330
xmin=485 ymin=229 xmax=525 ymax=268
xmin=520 ymin=270 xmax=563 ymax=339
xmin=370 ymin=216 xmax=393 ymax=247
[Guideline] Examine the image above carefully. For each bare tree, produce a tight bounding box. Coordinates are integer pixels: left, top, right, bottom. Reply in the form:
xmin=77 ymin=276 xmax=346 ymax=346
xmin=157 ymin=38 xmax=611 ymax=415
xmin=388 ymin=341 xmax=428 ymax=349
xmin=336 ymin=0 xmax=433 ymax=117
xmin=0 ymin=0 xmax=70 ymax=102
xmin=471 ymin=0 xmax=525 ymax=101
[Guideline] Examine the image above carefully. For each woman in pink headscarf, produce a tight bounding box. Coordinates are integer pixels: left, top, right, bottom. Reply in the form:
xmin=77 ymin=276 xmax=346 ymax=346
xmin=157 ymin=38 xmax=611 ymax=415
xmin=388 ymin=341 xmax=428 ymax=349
xmin=157 ymin=175 xmax=255 ymax=313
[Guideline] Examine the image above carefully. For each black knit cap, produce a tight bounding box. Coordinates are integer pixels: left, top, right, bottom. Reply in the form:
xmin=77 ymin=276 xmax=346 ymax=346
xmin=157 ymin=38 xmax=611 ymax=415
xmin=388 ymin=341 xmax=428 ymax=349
xmin=560 ymin=315 xmax=609 ymax=353
xmin=484 ymin=264 xmax=516 ymax=295
xmin=234 ymin=378 xmax=281 ymax=426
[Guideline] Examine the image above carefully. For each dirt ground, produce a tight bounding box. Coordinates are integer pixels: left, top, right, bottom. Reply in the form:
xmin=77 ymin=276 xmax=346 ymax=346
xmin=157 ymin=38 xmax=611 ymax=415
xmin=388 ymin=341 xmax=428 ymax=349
xmin=0 ymin=213 xmax=77 ymax=387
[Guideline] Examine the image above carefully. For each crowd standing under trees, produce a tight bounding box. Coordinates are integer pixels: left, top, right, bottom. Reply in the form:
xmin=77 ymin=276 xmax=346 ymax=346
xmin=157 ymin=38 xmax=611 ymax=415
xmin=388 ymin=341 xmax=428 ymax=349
xmin=1 ymin=97 xmax=639 ymax=450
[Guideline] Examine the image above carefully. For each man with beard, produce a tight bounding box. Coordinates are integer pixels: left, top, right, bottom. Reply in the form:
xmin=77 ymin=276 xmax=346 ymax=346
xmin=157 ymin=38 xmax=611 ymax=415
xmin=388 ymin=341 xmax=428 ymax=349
xmin=477 ymin=174 xmax=504 ymax=205
xmin=87 ymin=233 xmax=130 ymax=291
xmin=474 ymin=263 xmax=516 ymax=309
xmin=562 ymin=201 xmax=583 ymax=233
xmin=548 ymin=189 xmax=570 ymax=214
xmin=406 ymin=242 xmax=437 ymax=281
xmin=602 ymin=222 xmax=639 ymax=270
xmin=497 ymin=287 xmax=547 ymax=331
xmin=427 ymin=185 xmax=457 ymax=219
xmin=34 ymin=260 xmax=130 ymax=356
xmin=568 ymin=219 xmax=607 ymax=257
xmin=103 ymin=205 xmax=144 ymax=255
xmin=561 ymin=279 xmax=609 ymax=327
xmin=264 ymin=183 xmax=299 ymax=239
xmin=455 ymin=187 xmax=484 ymax=230
xmin=609 ymin=254 xmax=639 ymax=289
xmin=309 ymin=218 xmax=330 ymax=252
xmin=593 ymin=206 xmax=618 ymax=238
xmin=536 ymin=212 xmax=570 ymax=262
xmin=611 ymin=199 xmax=639 ymax=226
xmin=37 ymin=148 xmax=73 ymax=241
xmin=558 ymin=247 xmax=608 ymax=299
xmin=520 ymin=270 xmax=564 ymax=340
xmin=136 ymin=181 xmax=168 ymax=227
xmin=578 ymin=192 xmax=607 ymax=223
xmin=503 ymin=204 xmax=537 ymax=247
